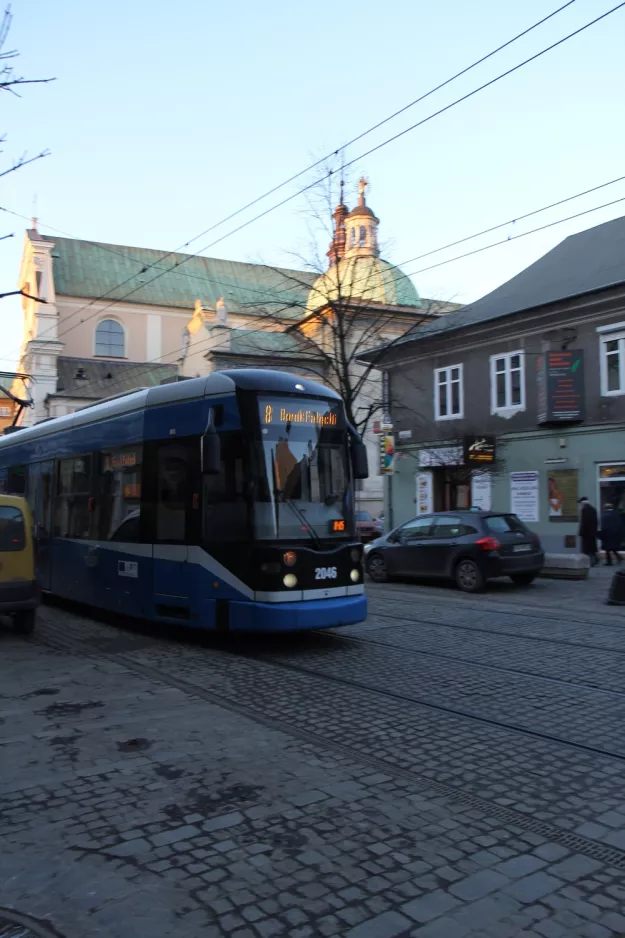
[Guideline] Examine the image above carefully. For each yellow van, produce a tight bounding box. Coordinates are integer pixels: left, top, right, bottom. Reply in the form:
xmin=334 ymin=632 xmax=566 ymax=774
xmin=0 ymin=494 xmax=39 ymax=635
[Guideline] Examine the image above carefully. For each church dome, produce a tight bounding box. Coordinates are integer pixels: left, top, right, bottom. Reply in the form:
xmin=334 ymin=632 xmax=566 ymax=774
xmin=306 ymin=254 xmax=421 ymax=314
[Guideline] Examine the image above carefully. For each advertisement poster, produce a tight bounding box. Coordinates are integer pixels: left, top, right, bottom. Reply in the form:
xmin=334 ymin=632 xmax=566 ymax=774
xmin=471 ymin=472 xmax=492 ymax=511
xmin=547 ymin=469 xmax=579 ymax=522
xmin=510 ymin=471 xmax=539 ymax=523
xmin=537 ymin=350 xmax=585 ymax=423
xmin=379 ymin=434 xmax=395 ymax=474
xmin=416 ymin=472 xmax=434 ymax=514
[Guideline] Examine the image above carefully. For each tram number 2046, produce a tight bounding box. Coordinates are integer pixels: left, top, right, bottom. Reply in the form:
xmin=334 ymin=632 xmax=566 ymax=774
xmin=315 ymin=566 xmax=337 ymax=580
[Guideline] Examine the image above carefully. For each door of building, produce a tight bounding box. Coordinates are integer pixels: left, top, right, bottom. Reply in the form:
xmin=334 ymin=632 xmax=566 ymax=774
xmin=598 ymin=464 xmax=625 ymax=547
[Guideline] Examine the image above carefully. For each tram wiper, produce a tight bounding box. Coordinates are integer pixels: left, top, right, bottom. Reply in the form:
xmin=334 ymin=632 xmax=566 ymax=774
xmin=276 ymin=490 xmax=322 ymax=551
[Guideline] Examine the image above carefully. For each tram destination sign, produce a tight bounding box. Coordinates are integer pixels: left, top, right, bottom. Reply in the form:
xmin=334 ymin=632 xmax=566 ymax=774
xmin=537 ymin=350 xmax=585 ymax=424
xmin=260 ymin=398 xmax=343 ymax=428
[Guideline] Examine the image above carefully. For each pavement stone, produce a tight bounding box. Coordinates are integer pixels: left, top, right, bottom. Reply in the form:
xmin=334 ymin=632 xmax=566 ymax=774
xmin=2 ymin=574 xmax=625 ymax=937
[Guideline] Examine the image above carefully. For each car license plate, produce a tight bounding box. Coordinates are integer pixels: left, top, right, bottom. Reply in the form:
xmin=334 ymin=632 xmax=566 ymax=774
xmin=513 ymin=544 xmax=532 ymax=552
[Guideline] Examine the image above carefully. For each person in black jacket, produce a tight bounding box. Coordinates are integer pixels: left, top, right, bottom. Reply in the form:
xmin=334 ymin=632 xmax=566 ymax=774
xmin=578 ymin=497 xmax=598 ymax=566
xmin=599 ymin=503 xmax=624 ymax=566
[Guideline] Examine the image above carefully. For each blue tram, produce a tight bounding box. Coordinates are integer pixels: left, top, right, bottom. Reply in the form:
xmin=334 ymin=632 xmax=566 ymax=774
xmin=0 ymin=370 xmax=368 ymax=631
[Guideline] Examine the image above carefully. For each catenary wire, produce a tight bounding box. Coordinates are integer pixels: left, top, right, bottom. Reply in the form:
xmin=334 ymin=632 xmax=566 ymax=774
xmin=1 ymin=0 xmax=616 ymax=365
xmin=6 ymin=183 xmax=625 ymax=394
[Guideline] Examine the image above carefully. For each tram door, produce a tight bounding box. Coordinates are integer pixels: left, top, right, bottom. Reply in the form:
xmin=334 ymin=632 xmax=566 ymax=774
xmin=152 ymin=440 xmax=196 ymax=620
xmin=30 ymin=460 xmax=54 ymax=591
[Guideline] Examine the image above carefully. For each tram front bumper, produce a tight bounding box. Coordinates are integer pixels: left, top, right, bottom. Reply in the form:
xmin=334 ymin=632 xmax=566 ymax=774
xmin=228 ymin=594 xmax=367 ymax=632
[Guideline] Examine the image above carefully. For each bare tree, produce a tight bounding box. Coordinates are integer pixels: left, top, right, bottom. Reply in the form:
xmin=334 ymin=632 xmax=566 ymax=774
xmin=240 ymin=172 xmax=457 ymax=438
xmin=0 ymin=5 xmax=54 ymax=184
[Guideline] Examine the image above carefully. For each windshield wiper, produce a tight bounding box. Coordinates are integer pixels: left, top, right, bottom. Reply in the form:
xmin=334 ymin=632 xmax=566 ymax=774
xmin=275 ymin=490 xmax=322 ymax=550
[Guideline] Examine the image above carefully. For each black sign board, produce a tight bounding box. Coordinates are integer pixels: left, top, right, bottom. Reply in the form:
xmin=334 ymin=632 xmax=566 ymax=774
xmin=464 ymin=435 xmax=496 ymax=465
xmin=537 ymin=350 xmax=585 ymax=424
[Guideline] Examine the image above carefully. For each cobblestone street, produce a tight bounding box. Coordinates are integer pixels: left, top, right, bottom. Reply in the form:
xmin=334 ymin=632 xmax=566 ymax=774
xmin=2 ymin=567 xmax=625 ymax=938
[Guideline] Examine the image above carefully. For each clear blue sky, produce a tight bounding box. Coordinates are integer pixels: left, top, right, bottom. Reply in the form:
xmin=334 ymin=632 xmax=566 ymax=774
xmin=1 ymin=0 xmax=624 ymax=370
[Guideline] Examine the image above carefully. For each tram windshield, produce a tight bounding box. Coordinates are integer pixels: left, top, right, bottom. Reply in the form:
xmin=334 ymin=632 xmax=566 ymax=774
xmin=253 ymin=396 xmax=354 ymax=541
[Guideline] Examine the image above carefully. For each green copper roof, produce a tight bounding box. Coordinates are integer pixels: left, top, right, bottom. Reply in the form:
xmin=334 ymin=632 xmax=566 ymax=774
xmin=44 ymin=236 xmax=317 ymax=320
xmin=306 ymin=255 xmax=421 ymax=314
xmin=228 ymin=329 xmax=303 ymax=357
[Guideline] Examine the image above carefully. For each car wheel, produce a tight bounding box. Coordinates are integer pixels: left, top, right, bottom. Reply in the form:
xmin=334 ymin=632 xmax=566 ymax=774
xmin=511 ymin=573 xmax=537 ymax=586
xmin=454 ymin=558 xmax=485 ymax=593
xmin=367 ymin=553 xmax=388 ymax=583
xmin=13 ymin=609 xmax=36 ymax=636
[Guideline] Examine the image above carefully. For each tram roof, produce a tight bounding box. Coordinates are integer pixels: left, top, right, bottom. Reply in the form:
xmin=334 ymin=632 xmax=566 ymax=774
xmin=0 ymin=370 xmax=339 ymax=449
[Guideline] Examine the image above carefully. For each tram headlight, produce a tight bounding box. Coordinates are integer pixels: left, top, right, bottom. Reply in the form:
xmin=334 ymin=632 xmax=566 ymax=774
xmin=283 ymin=573 xmax=298 ymax=588
xmin=350 ymin=568 xmax=360 ymax=582
xmin=282 ymin=551 xmax=297 ymax=567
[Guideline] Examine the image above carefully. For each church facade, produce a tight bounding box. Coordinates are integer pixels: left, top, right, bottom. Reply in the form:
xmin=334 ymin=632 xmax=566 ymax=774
xmin=13 ymin=181 xmax=457 ymax=513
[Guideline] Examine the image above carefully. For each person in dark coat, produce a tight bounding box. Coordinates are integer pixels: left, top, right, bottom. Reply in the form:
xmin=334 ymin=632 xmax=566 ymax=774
xmin=578 ymin=497 xmax=598 ymax=566
xmin=599 ymin=503 xmax=624 ymax=566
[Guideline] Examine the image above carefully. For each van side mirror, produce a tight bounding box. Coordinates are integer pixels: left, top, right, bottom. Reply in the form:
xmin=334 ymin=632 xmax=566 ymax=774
xmin=201 ymin=429 xmax=221 ymax=475
xmin=351 ymin=441 xmax=369 ymax=480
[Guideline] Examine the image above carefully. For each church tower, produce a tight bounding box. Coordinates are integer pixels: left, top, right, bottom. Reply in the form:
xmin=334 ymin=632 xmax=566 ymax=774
xmin=343 ymin=178 xmax=380 ymax=260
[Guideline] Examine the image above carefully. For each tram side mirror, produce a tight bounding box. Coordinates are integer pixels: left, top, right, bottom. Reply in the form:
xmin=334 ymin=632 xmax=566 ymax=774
xmin=351 ymin=441 xmax=369 ymax=480
xmin=201 ymin=430 xmax=221 ymax=475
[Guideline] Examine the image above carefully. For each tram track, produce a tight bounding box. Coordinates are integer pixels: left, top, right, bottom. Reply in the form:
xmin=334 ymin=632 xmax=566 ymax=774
xmin=357 ymin=608 xmax=625 ymax=658
xmin=33 ymin=614 xmax=625 ymax=872
xmin=321 ymin=627 xmax=625 ymax=698
xmin=37 ymin=609 xmax=625 ymax=764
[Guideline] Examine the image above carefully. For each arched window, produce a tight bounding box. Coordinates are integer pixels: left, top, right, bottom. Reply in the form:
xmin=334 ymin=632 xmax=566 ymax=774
xmin=95 ymin=320 xmax=125 ymax=358
xmin=359 ymin=225 xmax=367 ymax=247
xmin=349 ymin=227 xmax=356 ymax=248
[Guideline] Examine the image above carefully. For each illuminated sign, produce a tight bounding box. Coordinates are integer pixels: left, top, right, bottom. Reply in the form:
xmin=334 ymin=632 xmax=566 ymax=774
xmin=537 ymin=350 xmax=585 ymax=423
xmin=105 ymin=452 xmax=138 ymax=470
xmin=330 ymin=519 xmax=346 ymax=532
xmin=261 ymin=400 xmax=340 ymax=428
xmin=464 ymin=435 xmax=496 ymax=464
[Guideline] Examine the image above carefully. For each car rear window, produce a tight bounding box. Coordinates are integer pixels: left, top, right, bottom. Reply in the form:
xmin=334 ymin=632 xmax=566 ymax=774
xmin=484 ymin=514 xmax=527 ymax=534
xmin=356 ymin=511 xmax=372 ymax=521
xmin=0 ymin=506 xmax=25 ymax=551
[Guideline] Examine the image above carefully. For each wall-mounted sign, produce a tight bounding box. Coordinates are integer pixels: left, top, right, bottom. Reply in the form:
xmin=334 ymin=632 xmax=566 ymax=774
xmin=419 ymin=445 xmax=463 ymax=468
xmin=464 ymin=435 xmax=496 ymax=465
xmin=471 ymin=471 xmax=492 ymax=510
xmin=510 ymin=471 xmax=539 ymax=523
xmin=379 ymin=434 xmax=395 ymax=474
xmin=398 ymin=429 xmax=412 ymax=441
xmin=537 ymin=350 xmax=585 ymax=424
xmin=547 ymin=469 xmax=579 ymax=523
xmin=416 ymin=472 xmax=434 ymax=513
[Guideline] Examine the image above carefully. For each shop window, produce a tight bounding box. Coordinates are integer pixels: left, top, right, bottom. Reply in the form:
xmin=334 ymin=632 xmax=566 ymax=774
xmin=95 ymin=447 xmax=142 ymax=541
xmin=490 ymin=351 xmax=525 ymax=414
xmin=54 ymin=456 xmax=93 ymax=538
xmin=95 ymin=319 xmax=125 ymax=358
xmin=434 ymin=364 xmax=463 ymax=420
xmin=600 ymin=331 xmax=625 ymax=396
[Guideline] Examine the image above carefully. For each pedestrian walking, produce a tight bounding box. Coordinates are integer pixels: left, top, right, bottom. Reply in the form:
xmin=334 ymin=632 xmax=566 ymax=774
xmin=599 ymin=502 xmax=624 ymax=566
xmin=578 ymin=497 xmax=598 ymax=566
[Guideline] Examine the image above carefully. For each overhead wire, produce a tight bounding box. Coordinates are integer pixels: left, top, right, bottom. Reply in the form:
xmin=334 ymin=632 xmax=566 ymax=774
xmin=1 ymin=0 xmax=610 ymax=364
xmin=23 ymin=181 xmax=625 ymax=398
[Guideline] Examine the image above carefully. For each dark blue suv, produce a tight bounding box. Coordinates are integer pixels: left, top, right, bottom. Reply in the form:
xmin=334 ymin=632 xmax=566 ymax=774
xmin=364 ymin=510 xmax=544 ymax=592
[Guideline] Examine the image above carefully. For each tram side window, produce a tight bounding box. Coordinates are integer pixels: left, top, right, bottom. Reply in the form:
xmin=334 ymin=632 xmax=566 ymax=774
xmin=156 ymin=442 xmax=190 ymax=542
xmin=203 ymin=432 xmax=247 ymax=542
xmin=7 ymin=465 xmax=26 ymax=496
xmin=95 ymin=447 xmax=142 ymax=541
xmin=54 ymin=456 xmax=93 ymax=539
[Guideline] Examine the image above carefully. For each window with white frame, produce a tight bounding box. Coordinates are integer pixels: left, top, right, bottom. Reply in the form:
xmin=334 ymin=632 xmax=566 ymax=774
xmin=600 ymin=330 xmax=625 ymax=396
xmin=434 ymin=364 xmax=463 ymax=420
xmin=490 ymin=351 xmax=524 ymax=414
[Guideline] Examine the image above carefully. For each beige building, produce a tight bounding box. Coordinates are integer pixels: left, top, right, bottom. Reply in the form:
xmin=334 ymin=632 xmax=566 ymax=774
xmin=13 ymin=182 xmax=458 ymax=513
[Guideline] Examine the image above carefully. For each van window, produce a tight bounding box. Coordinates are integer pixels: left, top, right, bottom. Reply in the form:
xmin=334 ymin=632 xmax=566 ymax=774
xmin=0 ymin=506 xmax=25 ymax=551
